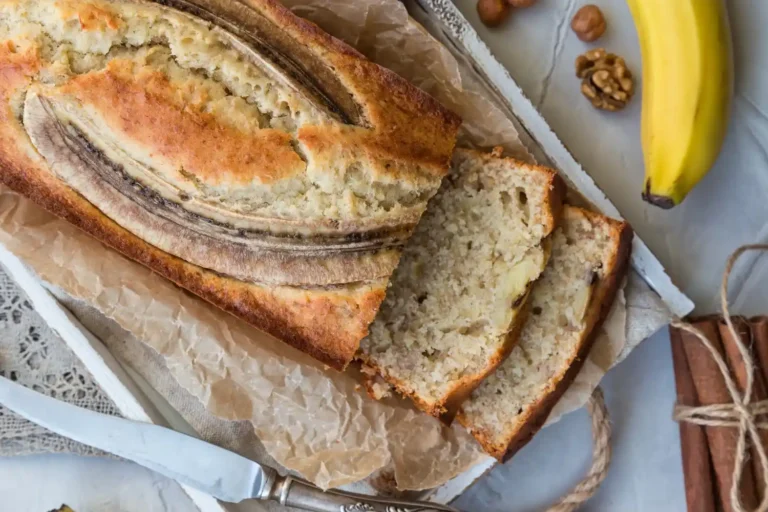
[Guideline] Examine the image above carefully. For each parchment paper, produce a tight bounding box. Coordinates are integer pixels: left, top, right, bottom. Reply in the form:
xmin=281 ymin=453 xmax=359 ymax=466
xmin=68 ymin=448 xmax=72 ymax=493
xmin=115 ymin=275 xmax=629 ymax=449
xmin=0 ymin=0 xmax=672 ymax=492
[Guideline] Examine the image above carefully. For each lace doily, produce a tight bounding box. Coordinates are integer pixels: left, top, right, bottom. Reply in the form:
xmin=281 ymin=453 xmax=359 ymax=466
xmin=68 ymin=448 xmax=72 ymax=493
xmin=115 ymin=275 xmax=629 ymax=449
xmin=0 ymin=266 xmax=120 ymax=457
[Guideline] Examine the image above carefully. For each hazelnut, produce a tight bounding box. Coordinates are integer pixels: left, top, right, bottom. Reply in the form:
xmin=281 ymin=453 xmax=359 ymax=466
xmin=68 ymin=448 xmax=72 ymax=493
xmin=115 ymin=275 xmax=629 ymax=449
xmin=571 ymin=5 xmax=607 ymax=42
xmin=477 ymin=0 xmax=510 ymax=27
xmin=507 ymin=0 xmax=537 ymax=7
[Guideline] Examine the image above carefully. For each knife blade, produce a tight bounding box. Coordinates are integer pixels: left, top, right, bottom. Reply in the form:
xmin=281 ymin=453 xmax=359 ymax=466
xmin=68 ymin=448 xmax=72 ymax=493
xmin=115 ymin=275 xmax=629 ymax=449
xmin=0 ymin=374 xmax=265 ymax=502
xmin=0 ymin=375 xmax=460 ymax=512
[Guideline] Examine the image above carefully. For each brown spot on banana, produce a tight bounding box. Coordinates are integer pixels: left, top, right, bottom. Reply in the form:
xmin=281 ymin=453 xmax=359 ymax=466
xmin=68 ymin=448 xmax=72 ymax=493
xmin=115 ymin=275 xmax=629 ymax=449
xmin=641 ymin=179 xmax=676 ymax=209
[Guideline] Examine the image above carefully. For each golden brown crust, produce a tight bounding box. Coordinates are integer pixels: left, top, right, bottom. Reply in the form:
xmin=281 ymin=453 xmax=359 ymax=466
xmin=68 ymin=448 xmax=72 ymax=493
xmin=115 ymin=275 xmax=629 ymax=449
xmin=58 ymin=59 xmax=305 ymax=185
xmin=0 ymin=154 xmax=386 ymax=369
xmin=457 ymin=210 xmax=633 ymax=460
xmin=545 ymin=169 xmax=567 ymax=235
xmin=249 ymin=0 xmax=462 ymax=174
xmin=0 ymin=29 xmax=384 ymax=371
xmin=58 ymin=1 xmax=121 ymax=30
xmin=522 ymin=157 xmax=565 ymax=236
xmin=0 ymin=0 xmax=461 ymax=369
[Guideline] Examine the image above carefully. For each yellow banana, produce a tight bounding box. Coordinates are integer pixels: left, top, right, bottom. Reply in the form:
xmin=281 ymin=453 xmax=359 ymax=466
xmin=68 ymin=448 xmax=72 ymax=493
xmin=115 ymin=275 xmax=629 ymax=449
xmin=627 ymin=0 xmax=733 ymax=208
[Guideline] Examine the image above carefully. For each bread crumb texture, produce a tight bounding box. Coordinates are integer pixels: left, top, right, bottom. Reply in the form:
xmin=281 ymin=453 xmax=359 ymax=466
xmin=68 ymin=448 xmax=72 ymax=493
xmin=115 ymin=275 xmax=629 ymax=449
xmin=460 ymin=206 xmax=622 ymax=454
xmin=359 ymin=150 xmax=559 ymax=412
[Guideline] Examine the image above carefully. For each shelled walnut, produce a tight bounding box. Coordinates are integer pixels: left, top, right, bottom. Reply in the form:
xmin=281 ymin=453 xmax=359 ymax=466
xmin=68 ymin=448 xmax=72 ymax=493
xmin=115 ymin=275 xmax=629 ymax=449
xmin=575 ymin=48 xmax=634 ymax=111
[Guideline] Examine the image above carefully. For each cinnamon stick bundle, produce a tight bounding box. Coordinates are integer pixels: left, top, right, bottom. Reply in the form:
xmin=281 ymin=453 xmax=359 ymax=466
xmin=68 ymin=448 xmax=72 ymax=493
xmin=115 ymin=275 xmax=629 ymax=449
xmin=719 ymin=317 xmax=768 ymax=503
xmin=672 ymin=317 xmax=759 ymax=512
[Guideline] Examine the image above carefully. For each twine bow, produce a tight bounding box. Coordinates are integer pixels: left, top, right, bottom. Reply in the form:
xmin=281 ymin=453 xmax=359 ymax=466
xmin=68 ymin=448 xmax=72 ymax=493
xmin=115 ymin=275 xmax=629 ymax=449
xmin=672 ymin=244 xmax=768 ymax=512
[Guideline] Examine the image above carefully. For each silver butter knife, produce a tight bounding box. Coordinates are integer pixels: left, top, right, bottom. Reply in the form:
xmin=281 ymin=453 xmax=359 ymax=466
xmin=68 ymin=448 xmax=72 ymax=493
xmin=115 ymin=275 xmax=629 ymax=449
xmin=0 ymin=375 xmax=458 ymax=512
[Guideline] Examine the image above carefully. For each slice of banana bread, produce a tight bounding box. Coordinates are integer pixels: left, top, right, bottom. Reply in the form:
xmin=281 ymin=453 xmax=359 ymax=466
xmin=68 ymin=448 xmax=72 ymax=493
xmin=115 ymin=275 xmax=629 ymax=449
xmin=458 ymin=206 xmax=632 ymax=460
xmin=358 ymin=147 xmax=565 ymax=421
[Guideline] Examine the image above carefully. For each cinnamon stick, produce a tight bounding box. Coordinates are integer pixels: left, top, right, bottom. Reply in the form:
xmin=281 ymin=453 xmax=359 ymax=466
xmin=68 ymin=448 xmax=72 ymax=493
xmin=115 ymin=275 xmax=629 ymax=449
xmin=670 ymin=325 xmax=718 ymax=512
xmin=751 ymin=317 xmax=768 ymax=392
xmin=719 ymin=317 xmax=768 ymax=503
xmin=680 ymin=317 xmax=758 ymax=512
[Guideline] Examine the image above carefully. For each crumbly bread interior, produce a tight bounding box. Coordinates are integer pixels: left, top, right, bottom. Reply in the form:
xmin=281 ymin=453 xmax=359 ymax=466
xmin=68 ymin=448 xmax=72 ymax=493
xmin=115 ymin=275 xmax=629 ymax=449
xmin=358 ymin=150 xmax=560 ymax=414
xmin=0 ymin=0 xmax=440 ymax=224
xmin=459 ymin=207 xmax=625 ymax=457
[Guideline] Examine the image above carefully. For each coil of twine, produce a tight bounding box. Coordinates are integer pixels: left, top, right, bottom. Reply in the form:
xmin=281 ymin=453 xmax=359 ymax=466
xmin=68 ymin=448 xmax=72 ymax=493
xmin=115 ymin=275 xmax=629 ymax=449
xmin=546 ymin=386 xmax=612 ymax=512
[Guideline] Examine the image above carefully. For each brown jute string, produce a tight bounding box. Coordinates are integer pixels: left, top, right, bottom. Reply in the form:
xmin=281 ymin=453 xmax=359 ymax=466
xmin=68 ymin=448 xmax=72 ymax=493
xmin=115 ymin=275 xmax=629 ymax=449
xmin=546 ymin=386 xmax=612 ymax=512
xmin=672 ymin=244 xmax=768 ymax=512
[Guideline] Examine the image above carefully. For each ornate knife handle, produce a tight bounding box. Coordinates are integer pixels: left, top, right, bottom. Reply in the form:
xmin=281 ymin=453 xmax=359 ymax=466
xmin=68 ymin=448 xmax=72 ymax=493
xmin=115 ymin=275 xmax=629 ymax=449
xmin=257 ymin=470 xmax=461 ymax=512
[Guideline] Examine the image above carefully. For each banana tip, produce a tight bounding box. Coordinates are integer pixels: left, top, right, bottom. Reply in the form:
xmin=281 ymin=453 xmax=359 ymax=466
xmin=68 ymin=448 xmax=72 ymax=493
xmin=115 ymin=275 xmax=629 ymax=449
xmin=642 ymin=179 xmax=678 ymax=209
xmin=642 ymin=191 xmax=677 ymax=209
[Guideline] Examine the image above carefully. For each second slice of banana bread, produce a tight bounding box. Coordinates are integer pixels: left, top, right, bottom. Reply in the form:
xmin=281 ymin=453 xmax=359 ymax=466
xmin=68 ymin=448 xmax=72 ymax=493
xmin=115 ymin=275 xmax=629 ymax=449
xmin=458 ymin=206 xmax=632 ymax=460
xmin=358 ymin=148 xmax=565 ymax=420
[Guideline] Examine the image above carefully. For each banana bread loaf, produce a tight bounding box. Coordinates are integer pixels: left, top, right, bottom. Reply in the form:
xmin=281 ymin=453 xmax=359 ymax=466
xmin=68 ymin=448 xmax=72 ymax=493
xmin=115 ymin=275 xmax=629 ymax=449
xmin=0 ymin=0 xmax=460 ymax=369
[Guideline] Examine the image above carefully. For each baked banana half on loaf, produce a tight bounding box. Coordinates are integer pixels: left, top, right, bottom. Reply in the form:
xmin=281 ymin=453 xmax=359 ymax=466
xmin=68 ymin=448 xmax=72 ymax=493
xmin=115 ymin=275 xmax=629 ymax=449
xmin=458 ymin=206 xmax=632 ymax=460
xmin=358 ymin=148 xmax=565 ymax=420
xmin=0 ymin=0 xmax=460 ymax=369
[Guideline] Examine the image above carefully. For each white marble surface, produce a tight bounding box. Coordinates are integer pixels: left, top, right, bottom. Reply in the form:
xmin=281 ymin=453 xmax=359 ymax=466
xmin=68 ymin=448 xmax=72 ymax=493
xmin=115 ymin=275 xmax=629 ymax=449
xmin=3 ymin=0 xmax=768 ymax=511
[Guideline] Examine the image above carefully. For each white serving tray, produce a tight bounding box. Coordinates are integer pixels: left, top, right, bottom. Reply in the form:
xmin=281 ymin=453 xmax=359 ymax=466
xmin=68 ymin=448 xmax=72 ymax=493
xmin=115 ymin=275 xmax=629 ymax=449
xmin=0 ymin=1 xmax=694 ymax=510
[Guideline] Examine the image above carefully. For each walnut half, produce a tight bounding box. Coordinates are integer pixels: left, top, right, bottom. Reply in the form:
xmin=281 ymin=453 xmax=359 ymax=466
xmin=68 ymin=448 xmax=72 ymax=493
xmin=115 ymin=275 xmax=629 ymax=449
xmin=575 ymin=48 xmax=634 ymax=111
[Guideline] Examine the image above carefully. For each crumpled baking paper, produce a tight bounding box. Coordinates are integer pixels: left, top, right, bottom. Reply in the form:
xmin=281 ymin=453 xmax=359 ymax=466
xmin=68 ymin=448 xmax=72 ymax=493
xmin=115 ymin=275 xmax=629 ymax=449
xmin=0 ymin=0 xmax=673 ymax=492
